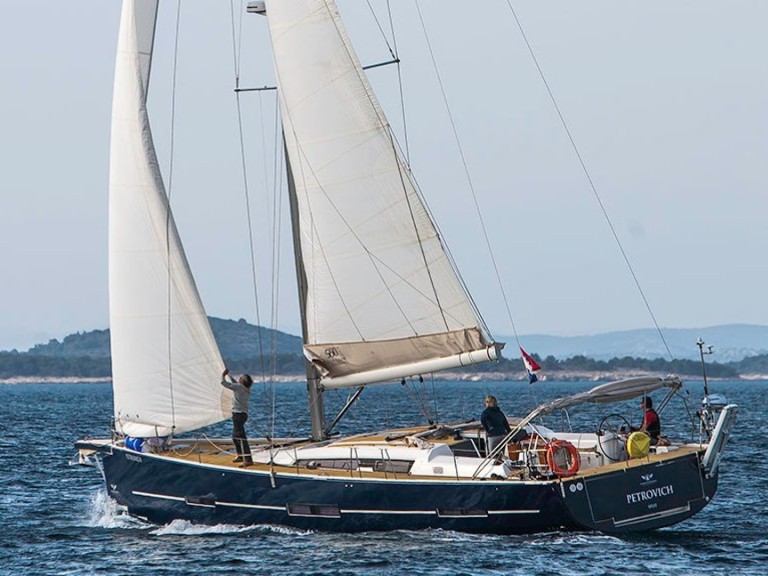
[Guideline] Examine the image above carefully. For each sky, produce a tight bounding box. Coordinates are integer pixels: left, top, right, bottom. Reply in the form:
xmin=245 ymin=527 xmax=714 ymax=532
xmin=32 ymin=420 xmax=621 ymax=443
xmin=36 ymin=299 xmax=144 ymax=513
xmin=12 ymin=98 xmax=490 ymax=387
xmin=1 ymin=1 xmax=767 ymax=351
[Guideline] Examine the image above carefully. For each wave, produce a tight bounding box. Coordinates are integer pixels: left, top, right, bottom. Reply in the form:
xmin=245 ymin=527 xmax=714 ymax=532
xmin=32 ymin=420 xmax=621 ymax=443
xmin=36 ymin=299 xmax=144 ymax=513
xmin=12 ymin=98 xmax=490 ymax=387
xmin=151 ymin=520 xmax=254 ymax=536
xmin=151 ymin=521 xmax=313 ymax=537
xmin=84 ymin=488 xmax=148 ymax=530
xmin=80 ymin=488 xmax=316 ymax=537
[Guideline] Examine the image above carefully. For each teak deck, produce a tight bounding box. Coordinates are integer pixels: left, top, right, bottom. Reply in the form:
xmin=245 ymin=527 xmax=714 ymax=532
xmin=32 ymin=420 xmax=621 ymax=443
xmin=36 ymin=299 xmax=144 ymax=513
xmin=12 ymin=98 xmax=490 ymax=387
xmin=134 ymin=427 xmax=704 ymax=482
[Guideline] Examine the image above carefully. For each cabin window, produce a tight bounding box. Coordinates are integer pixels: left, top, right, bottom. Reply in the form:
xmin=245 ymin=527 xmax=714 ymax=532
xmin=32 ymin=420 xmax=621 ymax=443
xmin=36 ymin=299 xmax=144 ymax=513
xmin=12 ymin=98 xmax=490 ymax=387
xmin=185 ymin=496 xmax=216 ymax=508
xmin=287 ymin=503 xmax=341 ymax=518
xmin=449 ymin=439 xmax=483 ymax=458
xmin=373 ymin=460 xmax=413 ymax=474
xmin=300 ymin=459 xmax=358 ymax=470
xmin=358 ymin=458 xmax=413 ymax=473
xmin=298 ymin=459 xmax=413 ymax=473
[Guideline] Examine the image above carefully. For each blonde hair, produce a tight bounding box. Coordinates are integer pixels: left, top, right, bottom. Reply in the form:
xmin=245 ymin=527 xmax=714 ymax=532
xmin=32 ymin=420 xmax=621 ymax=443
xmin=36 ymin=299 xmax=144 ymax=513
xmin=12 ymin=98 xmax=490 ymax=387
xmin=485 ymin=395 xmax=498 ymax=407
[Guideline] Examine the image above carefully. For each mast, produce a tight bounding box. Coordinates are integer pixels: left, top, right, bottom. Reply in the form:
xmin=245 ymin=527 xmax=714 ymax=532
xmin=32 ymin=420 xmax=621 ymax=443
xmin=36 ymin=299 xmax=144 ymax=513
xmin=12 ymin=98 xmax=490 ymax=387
xmin=247 ymin=1 xmax=325 ymax=439
xmin=284 ymin=142 xmax=326 ymax=441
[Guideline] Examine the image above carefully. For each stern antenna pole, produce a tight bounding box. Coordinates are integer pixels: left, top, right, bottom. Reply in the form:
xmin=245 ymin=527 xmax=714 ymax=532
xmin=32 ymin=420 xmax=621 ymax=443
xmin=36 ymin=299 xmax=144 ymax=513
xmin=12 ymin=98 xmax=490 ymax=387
xmin=696 ymin=337 xmax=713 ymax=396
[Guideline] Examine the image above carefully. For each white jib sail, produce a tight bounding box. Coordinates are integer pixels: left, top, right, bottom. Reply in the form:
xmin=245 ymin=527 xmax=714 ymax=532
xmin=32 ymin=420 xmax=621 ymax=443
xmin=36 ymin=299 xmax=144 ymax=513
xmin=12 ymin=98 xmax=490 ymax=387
xmin=265 ymin=0 xmax=499 ymax=388
xmin=109 ymin=0 xmax=229 ymax=437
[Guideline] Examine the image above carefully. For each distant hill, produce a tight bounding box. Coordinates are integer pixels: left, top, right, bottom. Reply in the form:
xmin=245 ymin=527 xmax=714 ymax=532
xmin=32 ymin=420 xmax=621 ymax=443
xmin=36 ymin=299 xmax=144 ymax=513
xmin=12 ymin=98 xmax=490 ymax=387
xmin=5 ymin=320 xmax=767 ymax=380
xmin=505 ymin=324 xmax=768 ymax=363
xmin=28 ymin=328 xmax=112 ymax=358
xmin=208 ymin=317 xmax=302 ymax=358
xmin=23 ymin=322 xmax=768 ymax=363
xmin=25 ymin=317 xmax=302 ymax=360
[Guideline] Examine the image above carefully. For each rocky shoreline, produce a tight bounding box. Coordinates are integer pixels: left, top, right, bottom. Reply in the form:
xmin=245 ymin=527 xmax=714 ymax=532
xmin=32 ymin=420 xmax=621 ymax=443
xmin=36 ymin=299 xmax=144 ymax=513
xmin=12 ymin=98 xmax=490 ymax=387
xmin=2 ymin=370 xmax=764 ymax=385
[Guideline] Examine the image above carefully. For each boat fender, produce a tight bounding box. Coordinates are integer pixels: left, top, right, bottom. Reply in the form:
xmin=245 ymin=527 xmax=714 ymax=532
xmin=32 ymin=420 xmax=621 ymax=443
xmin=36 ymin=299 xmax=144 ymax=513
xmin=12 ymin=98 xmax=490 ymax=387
xmin=545 ymin=440 xmax=580 ymax=477
xmin=125 ymin=437 xmax=144 ymax=452
xmin=626 ymin=431 xmax=651 ymax=458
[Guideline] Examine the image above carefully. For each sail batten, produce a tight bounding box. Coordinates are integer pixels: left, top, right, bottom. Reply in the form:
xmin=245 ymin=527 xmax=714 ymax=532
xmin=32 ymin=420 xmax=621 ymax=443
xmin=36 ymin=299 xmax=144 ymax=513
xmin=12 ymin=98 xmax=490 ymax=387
xmin=266 ymin=0 xmax=499 ymax=385
xmin=109 ymin=0 xmax=228 ymax=438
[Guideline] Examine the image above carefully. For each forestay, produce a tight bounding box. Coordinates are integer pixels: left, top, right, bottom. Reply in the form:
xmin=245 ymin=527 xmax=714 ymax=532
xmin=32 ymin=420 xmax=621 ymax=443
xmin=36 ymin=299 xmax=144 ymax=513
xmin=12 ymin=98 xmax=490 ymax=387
xmin=265 ymin=0 xmax=500 ymax=388
xmin=109 ymin=0 xmax=228 ymax=437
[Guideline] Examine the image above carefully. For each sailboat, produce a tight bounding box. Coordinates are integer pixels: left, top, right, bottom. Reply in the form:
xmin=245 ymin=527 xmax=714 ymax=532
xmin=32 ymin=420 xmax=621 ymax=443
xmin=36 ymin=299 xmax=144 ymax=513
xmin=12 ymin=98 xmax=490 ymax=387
xmin=75 ymin=0 xmax=738 ymax=534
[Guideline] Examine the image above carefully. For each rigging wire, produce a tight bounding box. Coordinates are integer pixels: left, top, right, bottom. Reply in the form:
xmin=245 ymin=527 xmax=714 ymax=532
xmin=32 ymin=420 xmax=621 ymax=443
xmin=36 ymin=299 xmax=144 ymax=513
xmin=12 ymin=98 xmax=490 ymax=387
xmin=361 ymin=2 xmax=452 ymax=333
xmin=253 ymin=87 xmax=277 ymax=437
xmin=429 ymin=373 xmax=439 ymax=424
xmin=387 ymin=0 xmax=410 ymax=163
xmin=365 ymin=0 xmax=396 ymax=60
xmin=416 ymin=375 xmax=436 ymax=424
xmin=413 ymin=0 xmax=523 ymax=352
xmin=230 ymin=54 xmax=307 ymax=440
xmin=365 ymin=0 xmax=410 ymax=161
xmin=503 ymin=1 xmax=674 ymax=361
xmin=228 ymin=0 xmax=269 ymax=429
xmin=164 ymin=0 xmax=185 ymax=432
xmin=280 ymin=115 xmax=420 ymax=339
xmin=292 ymin=2 xmax=454 ymax=338
xmin=337 ymin=3 xmax=473 ymax=336
xmin=235 ymin=0 xmax=244 ymax=74
xmin=268 ymin=100 xmax=284 ymax=441
xmin=233 ymin=0 xmax=284 ymax=438
xmin=401 ymin=377 xmax=435 ymax=425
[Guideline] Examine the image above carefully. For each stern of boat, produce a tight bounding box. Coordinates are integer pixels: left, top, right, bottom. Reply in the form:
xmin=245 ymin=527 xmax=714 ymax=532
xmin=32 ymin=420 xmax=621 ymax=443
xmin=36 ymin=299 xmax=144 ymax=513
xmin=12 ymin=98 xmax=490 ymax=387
xmin=558 ymin=404 xmax=737 ymax=533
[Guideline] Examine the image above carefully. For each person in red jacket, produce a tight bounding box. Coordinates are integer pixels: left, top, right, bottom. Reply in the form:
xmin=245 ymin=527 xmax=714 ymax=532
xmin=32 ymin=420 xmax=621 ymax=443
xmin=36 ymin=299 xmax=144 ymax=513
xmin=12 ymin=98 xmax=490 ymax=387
xmin=636 ymin=396 xmax=661 ymax=445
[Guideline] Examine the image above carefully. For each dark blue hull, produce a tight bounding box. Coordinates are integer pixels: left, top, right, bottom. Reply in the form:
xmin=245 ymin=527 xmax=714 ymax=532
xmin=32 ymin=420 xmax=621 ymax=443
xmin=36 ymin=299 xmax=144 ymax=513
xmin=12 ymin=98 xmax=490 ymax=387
xmin=101 ymin=447 xmax=570 ymax=533
xmin=559 ymin=450 xmax=718 ymax=533
xmin=94 ymin=445 xmax=716 ymax=534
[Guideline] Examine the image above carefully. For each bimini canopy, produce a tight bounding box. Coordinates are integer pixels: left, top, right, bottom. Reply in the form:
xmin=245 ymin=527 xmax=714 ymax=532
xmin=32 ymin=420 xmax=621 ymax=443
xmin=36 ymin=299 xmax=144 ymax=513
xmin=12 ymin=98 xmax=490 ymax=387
xmin=527 ymin=376 xmax=683 ymax=421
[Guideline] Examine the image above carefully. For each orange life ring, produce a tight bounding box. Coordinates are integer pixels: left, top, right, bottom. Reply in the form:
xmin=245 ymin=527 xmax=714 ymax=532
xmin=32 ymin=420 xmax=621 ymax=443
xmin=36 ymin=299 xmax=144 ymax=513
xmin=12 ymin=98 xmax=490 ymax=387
xmin=546 ymin=439 xmax=581 ymax=477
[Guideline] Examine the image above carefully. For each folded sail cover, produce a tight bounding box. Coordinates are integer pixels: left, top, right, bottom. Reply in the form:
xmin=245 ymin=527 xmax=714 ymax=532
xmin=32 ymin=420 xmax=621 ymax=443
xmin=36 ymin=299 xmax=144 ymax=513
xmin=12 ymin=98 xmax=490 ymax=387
xmin=266 ymin=0 xmax=499 ymax=388
xmin=305 ymin=328 xmax=498 ymax=388
xmin=109 ymin=0 xmax=229 ymax=437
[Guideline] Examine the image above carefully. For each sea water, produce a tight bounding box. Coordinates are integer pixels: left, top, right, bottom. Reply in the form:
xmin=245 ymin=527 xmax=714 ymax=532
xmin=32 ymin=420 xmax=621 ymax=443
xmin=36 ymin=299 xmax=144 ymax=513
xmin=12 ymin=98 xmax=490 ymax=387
xmin=0 ymin=379 xmax=765 ymax=576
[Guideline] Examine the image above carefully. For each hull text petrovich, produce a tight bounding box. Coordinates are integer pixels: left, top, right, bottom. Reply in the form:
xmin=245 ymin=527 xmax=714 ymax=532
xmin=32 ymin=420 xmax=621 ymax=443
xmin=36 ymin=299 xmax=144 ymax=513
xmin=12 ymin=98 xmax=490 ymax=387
xmin=626 ymin=484 xmax=674 ymax=504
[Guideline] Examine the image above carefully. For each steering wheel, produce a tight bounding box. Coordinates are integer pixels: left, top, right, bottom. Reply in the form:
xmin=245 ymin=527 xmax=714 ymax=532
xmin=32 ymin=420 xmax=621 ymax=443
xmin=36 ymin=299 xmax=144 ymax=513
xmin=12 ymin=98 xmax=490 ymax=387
xmin=597 ymin=413 xmax=632 ymax=462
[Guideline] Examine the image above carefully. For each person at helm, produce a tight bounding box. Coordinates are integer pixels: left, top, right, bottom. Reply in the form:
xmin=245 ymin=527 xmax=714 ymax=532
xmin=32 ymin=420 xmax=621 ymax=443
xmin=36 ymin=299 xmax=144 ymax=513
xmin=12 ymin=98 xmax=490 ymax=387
xmin=634 ymin=395 xmax=661 ymax=445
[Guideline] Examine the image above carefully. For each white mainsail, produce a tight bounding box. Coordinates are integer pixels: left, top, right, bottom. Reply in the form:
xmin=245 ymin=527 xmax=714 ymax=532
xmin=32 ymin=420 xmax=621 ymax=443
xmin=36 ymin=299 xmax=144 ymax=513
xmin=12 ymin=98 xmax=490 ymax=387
xmin=109 ymin=0 xmax=229 ymax=437
xmin=265 ymin=0 xmax=500 ymax=389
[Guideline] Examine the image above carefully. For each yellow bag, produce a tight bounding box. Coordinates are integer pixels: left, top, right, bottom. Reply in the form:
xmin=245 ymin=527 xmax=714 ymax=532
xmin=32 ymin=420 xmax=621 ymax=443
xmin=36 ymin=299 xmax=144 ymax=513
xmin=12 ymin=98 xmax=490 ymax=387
xmin=627 ymin=431 xmax=651 ymax=459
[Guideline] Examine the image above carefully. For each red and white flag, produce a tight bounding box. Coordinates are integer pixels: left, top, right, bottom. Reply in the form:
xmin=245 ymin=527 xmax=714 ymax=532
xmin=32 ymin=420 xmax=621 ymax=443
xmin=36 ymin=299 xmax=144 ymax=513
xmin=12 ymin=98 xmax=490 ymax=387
xmin=520 ymin=347 xmax=541 ymax=383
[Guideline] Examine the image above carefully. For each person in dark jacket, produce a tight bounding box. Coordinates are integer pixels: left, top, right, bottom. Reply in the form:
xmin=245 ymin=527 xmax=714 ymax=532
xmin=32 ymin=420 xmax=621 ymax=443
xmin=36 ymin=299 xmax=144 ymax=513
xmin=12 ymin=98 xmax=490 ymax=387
xmin=481 ymin=395 xmax=511 ymax=458
xmin=221 ymin=368 xmax=254 ymax=466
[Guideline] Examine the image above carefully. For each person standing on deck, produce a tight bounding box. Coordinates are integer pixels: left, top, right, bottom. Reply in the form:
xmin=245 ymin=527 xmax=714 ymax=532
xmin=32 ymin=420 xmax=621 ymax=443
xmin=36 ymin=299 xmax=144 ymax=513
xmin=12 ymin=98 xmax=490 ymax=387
xmin=221 ymin=368 xmax=254 ymax=467
xmin=481 ymin=395 xmax=511 ymax=458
